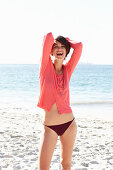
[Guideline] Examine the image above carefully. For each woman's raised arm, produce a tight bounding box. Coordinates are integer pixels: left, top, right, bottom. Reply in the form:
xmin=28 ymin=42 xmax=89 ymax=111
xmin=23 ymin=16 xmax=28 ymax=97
xmin=65 ymin=38 xmax=83 ymax=78
xmin=39 ymin=32 xmax=54 ymax=78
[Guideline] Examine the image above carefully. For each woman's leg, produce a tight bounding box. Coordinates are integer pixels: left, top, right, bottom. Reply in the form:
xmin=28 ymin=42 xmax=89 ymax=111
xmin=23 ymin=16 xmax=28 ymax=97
xmin=60 ymin=120 xmax=77 ymax=170
xmin=39 ymin=126 xmax=58 ymax=170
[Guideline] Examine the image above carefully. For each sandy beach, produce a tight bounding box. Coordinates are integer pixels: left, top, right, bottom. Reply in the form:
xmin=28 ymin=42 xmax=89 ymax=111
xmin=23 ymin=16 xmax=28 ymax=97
xmin=0 ymin=105 xmax=113 ymax=170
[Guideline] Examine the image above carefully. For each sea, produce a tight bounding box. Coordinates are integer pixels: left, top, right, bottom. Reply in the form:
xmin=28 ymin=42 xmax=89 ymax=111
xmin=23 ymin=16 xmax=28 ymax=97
xmin=0 ymin=64 xmax=113 ymax=121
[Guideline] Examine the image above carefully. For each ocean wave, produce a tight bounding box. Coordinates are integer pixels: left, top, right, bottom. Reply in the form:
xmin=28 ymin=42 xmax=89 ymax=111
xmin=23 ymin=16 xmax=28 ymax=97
xmin=71 ymin=100 xmax=113 ymax=105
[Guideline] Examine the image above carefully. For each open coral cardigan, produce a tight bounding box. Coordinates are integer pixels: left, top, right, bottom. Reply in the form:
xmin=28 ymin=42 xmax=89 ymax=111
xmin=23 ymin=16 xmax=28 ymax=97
xmin=37 ymin=32 xmax=83 ymax=114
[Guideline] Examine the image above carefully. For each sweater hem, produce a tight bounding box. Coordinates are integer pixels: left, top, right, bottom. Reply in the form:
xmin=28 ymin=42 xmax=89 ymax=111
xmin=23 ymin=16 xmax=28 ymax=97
xmin=37 ymin=103 xmax=72 ymax=114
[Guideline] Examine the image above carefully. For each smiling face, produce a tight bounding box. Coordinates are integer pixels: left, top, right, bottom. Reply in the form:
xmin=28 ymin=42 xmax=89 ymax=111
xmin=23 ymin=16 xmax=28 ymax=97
xmin=52 ymin=41 xmax=67 ymax=61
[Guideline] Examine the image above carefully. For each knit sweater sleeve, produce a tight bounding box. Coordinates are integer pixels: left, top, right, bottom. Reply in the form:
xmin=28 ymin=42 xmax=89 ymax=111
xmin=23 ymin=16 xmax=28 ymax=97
xmin=39 ymin=32 xmax=54 ymax=78
xmin=65 ymin=38 xmax=83 ymax=79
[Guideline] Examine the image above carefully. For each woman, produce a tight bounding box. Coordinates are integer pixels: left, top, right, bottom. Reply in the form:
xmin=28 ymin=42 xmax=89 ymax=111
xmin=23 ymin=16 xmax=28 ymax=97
xmin=37 ymin=32 xmax=83 ymax=170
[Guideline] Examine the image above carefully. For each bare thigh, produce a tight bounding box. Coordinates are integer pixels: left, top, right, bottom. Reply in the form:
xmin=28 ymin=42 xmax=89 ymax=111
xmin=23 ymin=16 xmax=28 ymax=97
xmin=39 ymin=126 xmax=58 ymax=170
xmin=60 ymin=120 xmax=77 ymax=168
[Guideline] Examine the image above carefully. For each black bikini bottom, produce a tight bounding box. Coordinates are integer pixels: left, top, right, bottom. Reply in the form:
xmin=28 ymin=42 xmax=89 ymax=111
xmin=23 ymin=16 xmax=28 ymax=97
xmin=44 ymin=118 xmax=75 ymax=136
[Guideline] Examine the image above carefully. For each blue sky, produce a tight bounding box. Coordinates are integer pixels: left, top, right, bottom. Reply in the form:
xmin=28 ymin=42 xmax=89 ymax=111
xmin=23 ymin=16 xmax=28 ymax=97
xmin=0 ymin=0 xmax=113 ymax=64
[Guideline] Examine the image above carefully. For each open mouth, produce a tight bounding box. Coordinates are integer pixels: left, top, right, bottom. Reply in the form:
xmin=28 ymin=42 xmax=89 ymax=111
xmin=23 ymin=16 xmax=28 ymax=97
xmin=57 ymin=52 xmax=63 ymax=56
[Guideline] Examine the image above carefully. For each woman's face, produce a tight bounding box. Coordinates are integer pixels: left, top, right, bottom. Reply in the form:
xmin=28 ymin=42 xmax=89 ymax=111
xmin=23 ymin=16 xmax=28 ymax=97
xmin=52 ymin=41 xmax=67 ymax=61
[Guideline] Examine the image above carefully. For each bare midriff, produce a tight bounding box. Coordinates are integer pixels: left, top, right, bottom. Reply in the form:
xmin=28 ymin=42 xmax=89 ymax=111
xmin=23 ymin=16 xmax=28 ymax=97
xmin=43 ymin=103 xmax=74 ymax=126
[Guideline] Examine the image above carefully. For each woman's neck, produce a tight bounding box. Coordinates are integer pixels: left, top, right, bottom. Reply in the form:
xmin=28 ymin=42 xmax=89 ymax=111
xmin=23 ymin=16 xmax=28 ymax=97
xmin=54 ymin=63 xmax=63 ymax=75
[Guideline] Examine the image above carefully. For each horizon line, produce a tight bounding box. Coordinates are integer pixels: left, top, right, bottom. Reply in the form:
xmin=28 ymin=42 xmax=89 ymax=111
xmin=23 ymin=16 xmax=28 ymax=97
xmin=0 ymin=63 xmax=113 ymax=66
